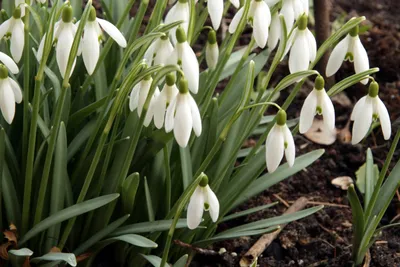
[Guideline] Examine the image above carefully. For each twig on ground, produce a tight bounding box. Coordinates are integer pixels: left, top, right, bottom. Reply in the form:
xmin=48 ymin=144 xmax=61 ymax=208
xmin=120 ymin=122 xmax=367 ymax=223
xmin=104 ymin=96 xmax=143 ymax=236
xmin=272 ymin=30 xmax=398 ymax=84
xmin=174 ymin=240 xmax=218 ymax=256
xmin=273 ymin=193 xmax=290 ymax=208
xmin=289 ymin=200 xmax=349 ymax=208
xmin=363 ymin=249 xmax=371 ymax=267
xmin=318 ymin=223 xmax=345 ymax=243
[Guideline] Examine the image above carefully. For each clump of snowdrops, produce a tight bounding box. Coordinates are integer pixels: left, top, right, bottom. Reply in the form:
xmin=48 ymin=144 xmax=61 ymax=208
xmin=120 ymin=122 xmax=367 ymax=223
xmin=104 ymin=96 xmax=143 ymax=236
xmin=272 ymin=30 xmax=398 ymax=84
xmin=0 ymin=0 xmax=395 ymax=266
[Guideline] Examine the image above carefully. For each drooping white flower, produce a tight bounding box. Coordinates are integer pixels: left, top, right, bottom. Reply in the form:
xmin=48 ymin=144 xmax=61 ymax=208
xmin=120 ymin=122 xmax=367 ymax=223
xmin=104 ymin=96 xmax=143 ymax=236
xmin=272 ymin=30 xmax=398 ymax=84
xmin=153 ymin=73 xmax=179 ymax=129
xmin=0 ymin=52 xmax=19 ymax=74
xmin=169 ymin=26 xmax=199 ymax=94
xmin=229 ymin=0 xmax=271 ymax=48
xmin=165 ymin=0 xmax=190 ymax=44
xmin=268 ymin=12 xmax=281 ymax=51
xmin=0 ymin=7 xmax=25 ymax=63
xmin=326 ymin=25 xmax=369 ymax=84
xmin=187 ymin=174 xmax=219 ymax=229
xmin=285 ymin=14 xmax=316 ymax=75
xmin=129 ymin=75 xmax=159 ymax=122
xmin=205 ymin=30 xmax=219 ymax=69
xmin=79 ymin=6 xmax=127 ymax=75
xmin=165 ymin=78 xmax=201 ymax=147
xmin=37 ymin=5 xmax=77 ymax=78
xmin=144 ymin=34 xmax=174 ymax=66
xmin=207 ymin=0 xmax=240 ymax=30
xmin=280 ymin=0 xmax=309 ymax=31
xmin=0 ymin=64 xmax=22 ymax=124
xmin=351 ymin=81 xmax=391 ymax=144
xmin=265 ymin=110 xmax=295 ymax=173
xmin=299 ymin=76 xmax=335 ymax=134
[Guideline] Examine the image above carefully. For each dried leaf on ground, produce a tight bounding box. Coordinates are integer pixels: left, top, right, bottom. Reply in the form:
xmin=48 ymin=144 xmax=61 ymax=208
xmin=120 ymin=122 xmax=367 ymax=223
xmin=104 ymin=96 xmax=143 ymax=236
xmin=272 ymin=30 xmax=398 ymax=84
xmin=331 ymin=176 xmax=354 ymax=190
xmin=304 ymin=119 xmax=337 ymax=145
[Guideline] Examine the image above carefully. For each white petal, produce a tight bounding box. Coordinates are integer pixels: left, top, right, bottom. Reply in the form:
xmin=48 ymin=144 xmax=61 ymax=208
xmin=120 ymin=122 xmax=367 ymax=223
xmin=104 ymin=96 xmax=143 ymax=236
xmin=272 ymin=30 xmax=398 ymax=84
xmin=320 ymin=90 xmax=335 ymax=132
xmin=205 ymin=185 xmax=219 ymax=222
xmin=301 ymin=0 xmax=309 ymax=15
xmin=188 ymin=94 xmax=201 ymax=136
xmin=265 ymin=0 xmax=280 ymax=7
xmin=230 ymin=0 xmax=240 ymax=8
xmin=352 ymin=97 xmax=373 ymax=144
xmin=289 ymin=31 xmax=309 ymax=74
xmin=229 ymin=7 xmax=244 ymax=34
xmin=56 ymin=27 xmax=74 ymax=78
xmin=153 ymin=91 xmax=167 ymax=129
xmin=305 ymin=28 xmax=316 ymax=62
xmin=282 ymin=28 xmax=297 ymax=60
xmin=143 ymin=40 xmax=158 ymax=66
xmin=293 ymin=0 xmax=305 ymax=18
xmin=265 ymin=124 xmax=285 ymax=173
xmin=376 ymin=98 xmax=391 ymax=140
xmin=154 ymin=38 xmax=174 ymax=66
xmin=0 ymin=52 xmax=19 ymax=74
xmin=0 ymin=20 xmax=11 ymax=40
xmin=8 ymin=78 xmax=22 ymax=103
xmin=326 ymin=35 xmax=350 ymax=77
xmin=252 ymin=1 xmax=271 ymax=48
xmin=144 ymin=88 xmax=159 ymax=127
xmin=187 ymin=186 xmax=205 ymax=229
xmin=137 ymin=79 xmax=152 ymax=117
xmin=352 ymin=36 xmax=369 ymax=84
xmin=174 ymin=94 xmax=192 ymax=147
xmin=280 ymin=1 xmax=294 ymax=31
xmin=208 ymin=0 xmax=223 ymax=30
xmin=350 ymin=95 xmax=367 ymax=121
xmin=283 ymin=125 xmax=295 ymax=167
xmin=165 ymin=96 xmax=177 ymax=133
xmin=10 ymin=20 xmax=24 ymax=63
xmin=82 ymin=23 xmax=100 ymax=75
xmin=165 ymin=2 xmax=190 ymax=44
xmin=206 ymin=43 xmax=219 ymax=69
xmin=268 ymin=13 xmax=280 ymax=51
xmin=96 ymin=18 xmax=127 ymax=48
xmin=181 ymin=43 xmax=199 ymax=94
xmin=129 ymin=83 xmax=140 ymax=112
xmin=36 ymin=34 xmax=46 ymax=62
xmin=0 ymin=81 xmax=16 ymax=124
xmin=299 ymin=89 xmax=317 ymax=133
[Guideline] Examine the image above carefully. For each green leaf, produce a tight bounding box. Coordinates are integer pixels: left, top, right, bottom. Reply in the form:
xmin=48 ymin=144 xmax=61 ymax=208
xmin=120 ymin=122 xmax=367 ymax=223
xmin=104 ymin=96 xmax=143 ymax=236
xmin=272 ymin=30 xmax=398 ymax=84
xmin=222 ymin=202 xmax=279 ymax=222
xmin=365 ymin=149 xmax=375 ymax=209
xmin=347 ymin=184 xmax=365 ymax=261
xmin=19 ymin=194 xmax=120 ymax=245
xmin=356 ymin=216 xmax=378 ymax=265
xmin=121 ymin=173 xmax=140 ymax=215
xmin=355 ymin=162 xmax=379 ymax=194
xmin=180 ymin=146 xmax=193 ymax=190
xmin=274 ymin=70 xmax=319 ymax=92
xmin=198 ymin=226 xmax=279 ymax=244
xmin=173 ymin=254 xmax=188 ymax=267
xmin=2 ymin=164 xmax=21 ymax=227
xmin=31 ymin=253 xmax=77 ymax=266
xmin=112 ymin=219 xmax=188 ymax=236
xmin=141 ymin=254 xmax=168 ymax=267
xmin=144 ymin=176 xmax=155 ymax=222
xmin=103 ymin=234 xmax=158 ymax=248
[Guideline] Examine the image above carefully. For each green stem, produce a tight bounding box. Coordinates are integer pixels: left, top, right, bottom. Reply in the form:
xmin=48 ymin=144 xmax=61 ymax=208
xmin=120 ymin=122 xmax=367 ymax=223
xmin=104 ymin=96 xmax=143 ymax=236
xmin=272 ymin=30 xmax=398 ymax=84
xmin=164 ymin=145 xmax=171 ymax=214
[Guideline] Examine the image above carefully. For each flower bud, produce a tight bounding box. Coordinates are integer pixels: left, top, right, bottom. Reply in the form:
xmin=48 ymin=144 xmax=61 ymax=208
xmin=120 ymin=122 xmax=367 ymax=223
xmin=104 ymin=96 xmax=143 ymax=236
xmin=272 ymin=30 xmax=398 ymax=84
xmin=206 ymin=30 xmax=219 ymax=69
xmin=314 ymin=75 xmax=325 ymax=90
xmin=176 ymin=26 xmax=187 ymax=44
xmin=62 ymin=5 xmax=73 ymax=23
xmin=297 ymin=14 xmax=308 ymax=31
xmin=0 ymin=64 xmax=8 ymax=79
xmin=179 ymin=78 xmax=189 ymax=94
xmin=368 ymin=81 xmax=379 ymax=98
xmin=88 ymin=6 xmax=97 ymax=22
xmin=165 ymin=73 xmax=176 ymax=86
xmin=13 ymin=7 xmax=21 ymax=19
xmin=349 ymin=25 xmax=359 ymax=37
xmin=199 ymin=174 xmax=209 ymax=187
xmin=276 ymin=110 xmax=287 ymax=126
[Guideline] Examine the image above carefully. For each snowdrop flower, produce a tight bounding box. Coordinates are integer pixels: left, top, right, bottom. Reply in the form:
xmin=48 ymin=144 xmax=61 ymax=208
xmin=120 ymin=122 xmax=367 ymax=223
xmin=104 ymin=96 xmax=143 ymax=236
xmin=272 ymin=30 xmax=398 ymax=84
xmin=129 ymin=75 xmax=159 ymax=123
xmin=0 ymin=7 xmax=25 ymax=63
xmin=286 ymin=14 xmax=316 ymax=75
xmin=268 ymin=12 xmax=281 ymax=51
xmin=205 ymin=30 xmax=219 ymax=69
xmin=187 ymin=174 xmax=219 ymax=229
xmin=207 ymin=0 xmax=240 ymax=30
xmin=153 ymin=73 xmax=179 ymax=129
xmin=265 ymin=110 xmax=295 ymax=173
xmin=170 ymin=26 xmax=199 ymax=94
xmin=229 ymin=0 xmax=271 ymax=48
xmin=144 ymin=34 xmax=174 ymax=66
xmin=351 ymin=81 xmax=391 ymax=144
xmin=80 ymin=6 xmax=127 ymax=75
xmin=0 ymin=64 xmax=22 ymax=124
xmin=165 ymin=0 xmax=190 ymax=44
xmin=37 ymin=5 xmax=77 ymax=78
xmin=299 ymin=75 xmax=335 ymax=134
xmin=280 ymin=0 xmax=309 ymax=31
xmin=165 ymin=78 xmax=201 ymax=147
xmin=326 ymin=25 xmax=369 ymax=84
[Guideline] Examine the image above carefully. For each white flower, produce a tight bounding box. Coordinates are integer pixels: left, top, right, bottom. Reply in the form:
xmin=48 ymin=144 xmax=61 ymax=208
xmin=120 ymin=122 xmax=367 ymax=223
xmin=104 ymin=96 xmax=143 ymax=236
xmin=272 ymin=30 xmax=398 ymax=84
xmin=280 ymin=0 xmax=309 ymax=31
xmin=326 ymin=26 xmax=369 ymax=84
xmin=144 ymin=35 xmax=174 ymax=66
xmin=165 ymin=78 xmax=201 ymax=147
xmin=129 ymin=76 xmax=159 ymax=123
xmin=0 ymin=52 xmax=19 ymax=74
xmin=207 ymin=0 xmax=240 ymax=30
xmin=265 ymin=110 xmax=295 ymax=173
xmin=37 ymin=5 xmax=77 ymax=78
xmin=0 ymin=7 xmax=25 ymax=63
xmin=165 ymin=0 xmax=190 ymax=44
xmin=170 ymin=26 xmax=199 ymax=94
xmin=0 ymin=64 xmax=22 ymax=124
xmin=153 ymin=73 xmax=179 ymax=129
xmin=268 ymin=12 xmax=281 ymax=51
xmin=187 ymin=175 xmax=219 ymax=229
xmin=229 ymin=0 xmax=271 ymax=48
xmin=285 ymin=14 xmax=316 ymax=75
xmin=299 ymin=76 xmax=335 ymax=134
xmin=351 ymin=82 xmax=391 ymax=144
xmin=205 ymin=30 xmax=219 ymax=69
xmin=79 ymin=6 xmax=127 ymax=75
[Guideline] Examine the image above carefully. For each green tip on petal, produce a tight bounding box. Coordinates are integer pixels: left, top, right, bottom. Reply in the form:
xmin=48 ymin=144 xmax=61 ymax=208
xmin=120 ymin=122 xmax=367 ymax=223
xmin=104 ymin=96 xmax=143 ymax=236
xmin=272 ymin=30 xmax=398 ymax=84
xmin=207 ymin=30 xmax=217 ymax=45
xmin=62 ymin=5 xmax=73 ymax=23
xmin=0 ymin=64 xmax=8 ymax=79
xmin=176 ymin=26 xmax=187 ymax=43
xmin=368 ymin=81 xmax=379 ymax=98
xmin=178 ymin=0 xmax=188 ymax=3
xmin=314 ymin=75 xmax=325 ymax=90
xmin=12 ymin=7 xmax=21 ymax=19
xmin=199 ymin=175 xmax=209 ymax=187
xmin=88 ymin=6 xmax=97 ymax=21
xmin=160 ymin=33 xmax=169 ymax=40
xmin=178 ymin=77 xmax=189 ymax=94
xmin=297 ymin=14 xmax=308 ymax=30
xmin=166 ymin=73 xmax=176 ymax=86
xmin=349 ymin=25 xmax=359 ymax=37
xmin=276 ymin=109 xmax=287 ymax=126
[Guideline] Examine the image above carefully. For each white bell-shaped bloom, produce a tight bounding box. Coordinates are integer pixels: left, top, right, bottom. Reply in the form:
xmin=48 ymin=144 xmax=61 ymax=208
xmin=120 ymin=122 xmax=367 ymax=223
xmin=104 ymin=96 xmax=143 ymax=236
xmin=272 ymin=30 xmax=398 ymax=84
xmin=170 ymin=26 xmax=199 ymax=94
xmin=205 ymin=30 xmax=219 ymax=69
xmin=165 ymin=0 xmax=190 ymax=44
xmin=0 ymin=52 xmax=19 ymax=74
xmin=165 ymin=78 xmax=201 ymax=147
xmin=268 ymin=12 xmax=281 ymax=51
xmin=286 ymin=14 xmax=316 ymax=75
xmin=144 ymin=35 xmax=174 ymax=66
xmin=187 ymin=175 xmax=219 ymax=229
xmin=207 ymin=0 xmax=240 ymax=30
xmin=265 ymin=110 xmax=295 ymax=173
xmin=0 ymin=64 xmax=22 ymax=124
xmin=0 ymin=7 xmax=25 ymax=63
xmin=229 ymin=0 xmax=271 ymax=48
xmin=326 ymin=25 xmax=369 ymax=84
xmin=129 ymin=76 xmax=159 ymax=119
xmin=299 ymin=76 xmax=335 ymax=134
xmin=79 ymin=6 xmax=127 ymax=75
xmin=351 ymin=81 xmax=391 ymax=144
xmin=280 ymin=0 xmax=308 ymax=31
xmin=153 ymin=73 xmax=179 ymax=129
xmin=37 ymin=5 xmax=77 ymax=78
